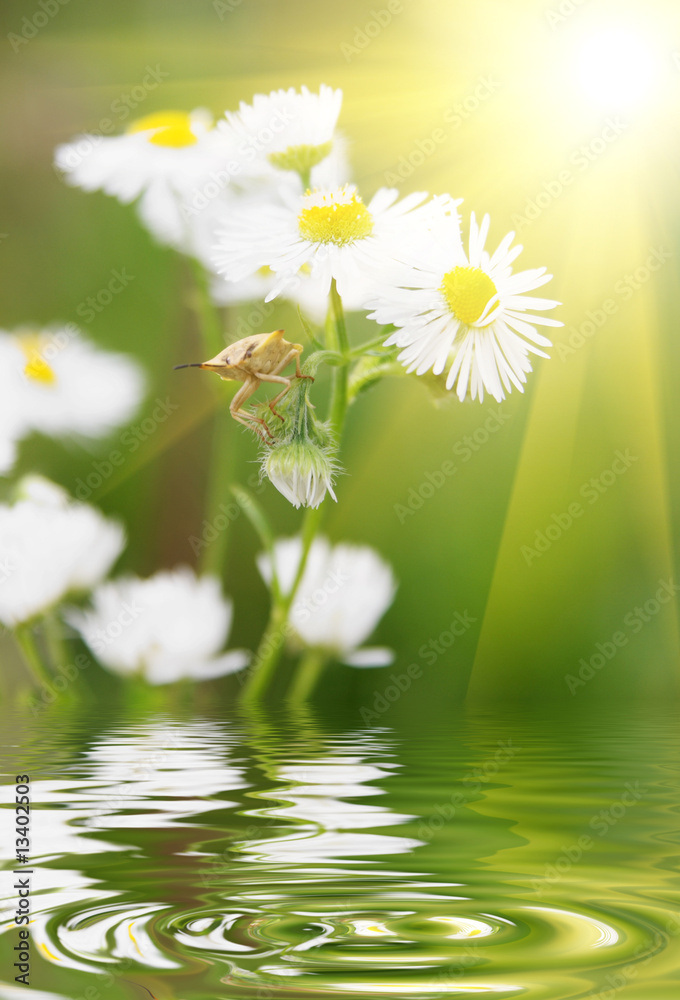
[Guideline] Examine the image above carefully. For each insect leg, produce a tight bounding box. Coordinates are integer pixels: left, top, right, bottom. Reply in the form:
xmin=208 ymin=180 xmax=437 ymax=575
xmin=254 ymin=372 xmax=294 ymax=422
xmin=294 ymin=353 xmax=314 ymax=381
xmin=230 ymin=378 xmax=274 ymax=442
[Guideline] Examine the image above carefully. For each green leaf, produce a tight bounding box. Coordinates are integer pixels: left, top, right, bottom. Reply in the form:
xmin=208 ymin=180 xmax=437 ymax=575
xmin=296 ymin=306 xmax=324 ymax=352
xmin=230 ymin=484 xmax=280 ymax=601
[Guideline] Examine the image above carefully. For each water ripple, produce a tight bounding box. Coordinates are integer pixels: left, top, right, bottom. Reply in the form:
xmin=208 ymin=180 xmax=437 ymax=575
xmin=1 ymin=710 xmax=678 ymax=999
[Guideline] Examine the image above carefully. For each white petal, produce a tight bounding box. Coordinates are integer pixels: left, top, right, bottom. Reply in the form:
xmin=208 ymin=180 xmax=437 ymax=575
xmin=342 ymin=647 xmax=395 ymax=668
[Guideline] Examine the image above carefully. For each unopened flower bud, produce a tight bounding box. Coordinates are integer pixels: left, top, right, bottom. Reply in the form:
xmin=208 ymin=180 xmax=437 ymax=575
xmin=263 ymin=440 xmax=338 ymax=509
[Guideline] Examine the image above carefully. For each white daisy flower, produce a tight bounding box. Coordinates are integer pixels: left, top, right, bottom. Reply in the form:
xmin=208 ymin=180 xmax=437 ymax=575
xmin=0 ymin=326 xmax=144 ymax=476
xmin=191 ymin=187 xmax=364 ymax=322
xmin=217 ymin=84 xmax=343 ymax=183
xmin=66 ymin=567 xmax=249 ymax=685
xmin=368 ymin=212 xmax=562 ymax=402
xmin=257 ymin=537 xmax=396 ymax=666
xmin=0 ymin=476 xmax=124 ymax=627
xmin=213 ymin=183 xmax=457 ymax=302
xmin=54 ymin=109 xmax=231 ymax=248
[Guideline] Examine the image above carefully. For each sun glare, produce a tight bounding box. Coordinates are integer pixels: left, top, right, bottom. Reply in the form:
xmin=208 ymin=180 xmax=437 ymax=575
xmin=576 ymin=27 xmax=658 ymax=110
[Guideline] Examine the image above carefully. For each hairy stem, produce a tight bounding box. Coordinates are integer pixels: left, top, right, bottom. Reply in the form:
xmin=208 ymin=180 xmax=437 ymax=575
xmin=241 ymin=284 xmax=351 ymax=702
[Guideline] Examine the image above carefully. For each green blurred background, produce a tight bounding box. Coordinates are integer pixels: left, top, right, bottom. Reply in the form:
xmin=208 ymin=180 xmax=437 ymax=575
xmin=2 ymin=0 xmax=680 ymax=713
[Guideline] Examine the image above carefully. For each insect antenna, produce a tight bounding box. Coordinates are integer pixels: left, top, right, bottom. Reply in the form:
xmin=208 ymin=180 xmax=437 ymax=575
xmin=173 ymin=363 xmax=205 ymax=370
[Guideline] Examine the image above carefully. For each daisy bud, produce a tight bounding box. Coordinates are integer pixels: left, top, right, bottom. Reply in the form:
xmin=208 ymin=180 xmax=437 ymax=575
xmin=263 ymin=440 xmax=338 ymax=509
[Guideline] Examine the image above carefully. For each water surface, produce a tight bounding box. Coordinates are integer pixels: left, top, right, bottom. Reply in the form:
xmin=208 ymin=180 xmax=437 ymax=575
xmin=1 ymin=706 xmax=678 ymax=999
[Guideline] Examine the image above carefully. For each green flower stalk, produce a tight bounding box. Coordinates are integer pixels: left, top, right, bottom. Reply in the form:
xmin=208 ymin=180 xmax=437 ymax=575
xmin=259 ymin=353 xmax=341 ymax=510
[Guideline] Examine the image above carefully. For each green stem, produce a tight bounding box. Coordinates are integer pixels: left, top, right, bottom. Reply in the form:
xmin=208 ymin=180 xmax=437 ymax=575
xmin=188 ymin=256 xmax=225 ymax=358
xmin=187 ymin=259 xmax=235 ymax=577
xmin=15 ymin=627 xmax=52 ymax=688
xmin=328 ymin=278 xmax=350 ymax=435
xmin=239 ymin=605 xmax=288 ymax=702
xmin=286 ymin=649 xmax=327 ymax=704
xmin=240 ymin=282 xmax=352 ymax=702
xmin=43 ymin=613 xmax=69 ymax=674
xmin=241 ymin=505 xmax=322 ymax=702
xmin=200 ymin=406 xmax=236 ymax=576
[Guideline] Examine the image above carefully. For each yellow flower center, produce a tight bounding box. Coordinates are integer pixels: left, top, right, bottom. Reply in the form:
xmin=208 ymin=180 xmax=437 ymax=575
xmin=440 ymin=266 xmax=498 ymax=325
xmin=298 ymin=187 xmax=374 ymax=246
xmin=269 ymin=141 xmax=333 ymax=175
xmin=18 ymin=335 xmax=56 ymax=385
xmin=128 ymin=111 xmax=197 ymax=147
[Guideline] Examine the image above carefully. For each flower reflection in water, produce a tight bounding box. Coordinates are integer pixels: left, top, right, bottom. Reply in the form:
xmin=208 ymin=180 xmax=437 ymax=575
xmin=0 ymin=711 xmax=671 ymax=999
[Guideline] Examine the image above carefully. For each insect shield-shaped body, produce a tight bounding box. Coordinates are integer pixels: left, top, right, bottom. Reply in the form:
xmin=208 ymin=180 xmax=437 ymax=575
xmin=175 ymin=329 xmax=310 ymax=442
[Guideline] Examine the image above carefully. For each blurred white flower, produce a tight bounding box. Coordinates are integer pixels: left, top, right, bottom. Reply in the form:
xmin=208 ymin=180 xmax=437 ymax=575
xmin=213 ymin=183 xmax=458 ymax=303
xmin=0 ymin=433 xmax=19 ymax=477
xmin=367 ymin=212 xmax=562 ymax=402
xmin=263 ymin=440 xmax=339 ymax=509
xmin=257 ymin=537 xmax=396 ymax=665
xmin=217 ymin=84 xmax=343 ymax=183
xmin=0 ymin=327 xmax=144 ymax=476
xmin=54 ymin=109 xmax=230 ymax=247
xmin=0 ymin=476 xmax=124 ymax=627
xmin=67 ymin=567 xmax=249 ymax=684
